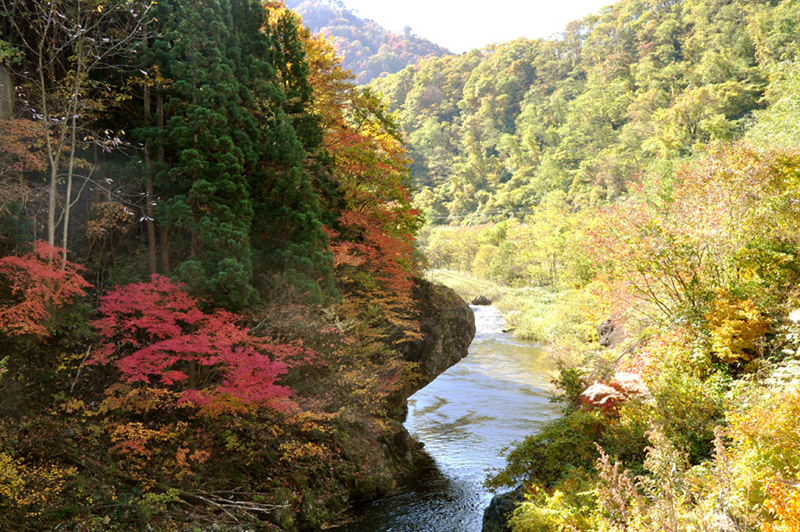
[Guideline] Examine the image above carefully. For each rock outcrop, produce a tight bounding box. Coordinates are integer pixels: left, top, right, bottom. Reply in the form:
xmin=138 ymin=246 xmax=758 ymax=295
xmin=483 ymin=487 xmax=524 ymax=532
xmin=297 ymin=279 xmax=475 ymax=530
xmin=598 ymin=317 xmax=626 ymax=348
xmin=397 ymin=278 xmax=477 ymax=398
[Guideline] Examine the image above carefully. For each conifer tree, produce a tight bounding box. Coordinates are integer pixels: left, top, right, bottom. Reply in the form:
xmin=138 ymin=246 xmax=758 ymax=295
xmin=146 ymin=0 xmax=335 ymax=306
xmin=248 ymin=9 xmax=336 ymax=303
xmin=146 ymin=0 xmax=259 ymax=309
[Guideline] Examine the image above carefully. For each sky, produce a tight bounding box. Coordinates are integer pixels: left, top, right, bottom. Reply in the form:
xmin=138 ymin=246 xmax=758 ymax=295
xmin=340 ymin=0 xmax=615 ymax=53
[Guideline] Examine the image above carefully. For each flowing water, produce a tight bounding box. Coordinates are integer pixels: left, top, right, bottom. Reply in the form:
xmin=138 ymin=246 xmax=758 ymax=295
xmin=330 ymin=305 xmax=561 ymax=532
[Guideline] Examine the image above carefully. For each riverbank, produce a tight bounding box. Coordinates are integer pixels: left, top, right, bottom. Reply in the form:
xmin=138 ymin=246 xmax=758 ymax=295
xmin=424 ymin=270 xmax=603 ymax=357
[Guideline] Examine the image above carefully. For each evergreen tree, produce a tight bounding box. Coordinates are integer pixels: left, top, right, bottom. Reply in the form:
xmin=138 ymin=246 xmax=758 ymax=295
xmin=248 ymin=10 xmax=336 ymax=303
xmin=147 ymin=0 xmax=335 ymax=306
xmin=148 ymin=0 xmax=257 ymax=309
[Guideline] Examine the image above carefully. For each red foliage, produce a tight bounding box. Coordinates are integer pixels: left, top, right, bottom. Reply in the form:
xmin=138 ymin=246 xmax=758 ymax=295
xmin=0 ymin=118 xmax=47 ymax=177
xmin=0 ymin=241 xmax=90 ymax=337
xmin=91 ymin=275 xmax=304 ymax=412
xmin=326 ymin=209 xmax=421 ymax=341
xmin=321 ymin=92 xmax=423 ymax=341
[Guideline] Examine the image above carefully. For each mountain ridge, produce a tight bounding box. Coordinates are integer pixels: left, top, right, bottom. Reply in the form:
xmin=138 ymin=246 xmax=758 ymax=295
xmin=286 ymin=0 xmax=451 ymax=84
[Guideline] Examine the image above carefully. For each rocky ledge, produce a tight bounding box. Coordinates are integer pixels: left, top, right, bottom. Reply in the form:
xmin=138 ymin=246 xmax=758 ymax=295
xmin=483 ymin=488 xmax=524 ymax=532
xmin=397 ymin=278 xmax=477 ymax=399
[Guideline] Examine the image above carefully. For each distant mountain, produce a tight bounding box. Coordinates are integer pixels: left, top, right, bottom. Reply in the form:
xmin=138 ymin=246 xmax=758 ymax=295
xmin=285 ymin=0 xmax=451 ymax=84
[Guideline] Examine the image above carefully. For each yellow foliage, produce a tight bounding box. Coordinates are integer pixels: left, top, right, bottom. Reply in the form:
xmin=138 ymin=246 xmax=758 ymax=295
xmin=706 ymin=292 xmax=768 ymax=362
xmin=509 ymin=485 xmax=594 ymax=532
xmin=0 ymin=452 xmax=76 ymax=516
xmin=61 ymin=397 xmax=86 ymax=414
xmin=762 ymin=483 xmax=800 ymax=532
xmin=278 ymin=441 xmax=328 ymax=463
xmin=727 ymin=387 xmax=800 ymax=515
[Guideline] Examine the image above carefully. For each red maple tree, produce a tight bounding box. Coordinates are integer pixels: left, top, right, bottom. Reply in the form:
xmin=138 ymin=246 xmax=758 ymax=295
xmin=91 ymin=275 xmax=302 ymax=412
xmin=0 ymin=241 xmax=90 ymax=337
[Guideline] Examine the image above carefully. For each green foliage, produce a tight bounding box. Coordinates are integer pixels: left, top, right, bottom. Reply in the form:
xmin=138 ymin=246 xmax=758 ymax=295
xmin=625 ymin=333 xmax=729 ymax=463
xmin=487 ymin=407 xmax=648 ymax=490
xmin=747 ymin=59 xmax=800 ymax=147
xmin=419 ymin=193 xmax=595 ymax=291
xmin=0 ymin=39 xmax=20 ymax=64
xmin=370 ymin=0 xmax=800 ymax=219
xmin=148 ymin=0 xmax=260 ymax=309
xmin=146 ymin=0 xmax=336 ymax=306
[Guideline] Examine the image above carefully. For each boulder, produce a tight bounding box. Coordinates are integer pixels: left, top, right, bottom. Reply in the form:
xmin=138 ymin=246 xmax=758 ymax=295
xmin=397 ymin=278 xmax=476 ymax=399
xmin=471 ymin=294 xmax=492 ymax=305
xmin=483 ymin=487 xmax=524 ymax=532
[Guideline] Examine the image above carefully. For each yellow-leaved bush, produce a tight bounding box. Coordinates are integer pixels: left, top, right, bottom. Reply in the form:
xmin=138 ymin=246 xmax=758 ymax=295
xmin=706 ymin=291 xmax=768 ymax=363
xmin=0 ymin=451 xmax=76 ymax=517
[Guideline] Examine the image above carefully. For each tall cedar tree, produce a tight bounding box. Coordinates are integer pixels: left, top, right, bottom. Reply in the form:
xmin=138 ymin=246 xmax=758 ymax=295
xmin=249 ymin=11 xmax=336 ymax=303
xmin=145 ymin=0 xmax=334 ymax=308
xmin=146 ymin=0 xmax=257 ymax=309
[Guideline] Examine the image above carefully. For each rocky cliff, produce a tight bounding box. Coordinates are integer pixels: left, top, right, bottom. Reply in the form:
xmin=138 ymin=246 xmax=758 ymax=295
xmin=397 ymin=278 xmax=477 ymax=400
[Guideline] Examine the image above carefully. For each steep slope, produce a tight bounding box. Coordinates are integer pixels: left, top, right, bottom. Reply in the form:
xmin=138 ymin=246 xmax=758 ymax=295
xmin=286 ymin=0 xmax=451 ymax=84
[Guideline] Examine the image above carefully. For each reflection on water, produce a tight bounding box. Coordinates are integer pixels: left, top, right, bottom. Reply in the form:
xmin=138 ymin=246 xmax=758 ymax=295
xmin=329 ymin=306 xmax=561 ymax=532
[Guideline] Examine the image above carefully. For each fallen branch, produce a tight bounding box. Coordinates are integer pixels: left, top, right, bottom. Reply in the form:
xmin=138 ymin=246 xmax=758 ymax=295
xmin=175 ymin=489 xmax=290 ymax=522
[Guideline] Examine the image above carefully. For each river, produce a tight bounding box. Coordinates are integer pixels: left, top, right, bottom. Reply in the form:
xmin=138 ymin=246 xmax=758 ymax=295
xmin=329 ymin=305 xmax=561 ymax=532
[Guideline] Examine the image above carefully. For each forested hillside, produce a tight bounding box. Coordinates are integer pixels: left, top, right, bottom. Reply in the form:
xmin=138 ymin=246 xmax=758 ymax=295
xmin=0 ymin=0 xmax=437 ymax=529
xmin=390 ymin=0 xmax=800 ymax=530
xmin=372 ymin=0 xmax=800 ymax=221
xmin=285 ymin=0 xmax=451 ymax=84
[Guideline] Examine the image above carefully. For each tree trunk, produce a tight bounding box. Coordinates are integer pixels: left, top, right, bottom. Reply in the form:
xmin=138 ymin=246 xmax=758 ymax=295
xmin=143 ymin=28 xmax=158 ymax=275
xmin=157 ymin=90 xmax=169 ymax=273
xmin=61 ymin=47 xmax=83 ymax=268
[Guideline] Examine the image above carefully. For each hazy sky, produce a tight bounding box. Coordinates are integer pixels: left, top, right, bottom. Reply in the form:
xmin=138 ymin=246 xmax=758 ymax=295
xmin=340 ymin=0 xmax=614 ymax=53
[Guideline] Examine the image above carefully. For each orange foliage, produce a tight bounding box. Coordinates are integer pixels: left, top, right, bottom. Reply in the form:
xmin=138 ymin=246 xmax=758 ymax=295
xmin=0 ymin=118 xmax=46 ymax=177
xmin=264 ymin=1 xmax=422 ymax=342
xmin=0 ymin=241 xmax=90 ymax=337
xmin=0 ymin=118 xmax=47 ymax=217
xmin=763 ymin=483 xmax=800 ymax=532
xmin=86 ymin=201 xmax=136 ymax=240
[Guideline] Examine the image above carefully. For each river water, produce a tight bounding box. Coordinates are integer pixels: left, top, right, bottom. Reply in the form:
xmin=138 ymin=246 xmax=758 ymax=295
xmin=330 ymin=305 xmax=561 ymax=532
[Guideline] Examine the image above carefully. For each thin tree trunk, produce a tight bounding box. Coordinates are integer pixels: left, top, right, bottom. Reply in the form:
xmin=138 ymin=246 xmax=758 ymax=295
xmin=62 ymin=48 xmax=83 ymax=268
xmin=143 ymin=27 xmax=158 ymax=275
xmin=157 ymin=90 xmax=169 ymax=272
xmin=38 ymin=4 xmax=68 ymax=257
xmin=41 ymin=35 xmax=58 ymax=252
